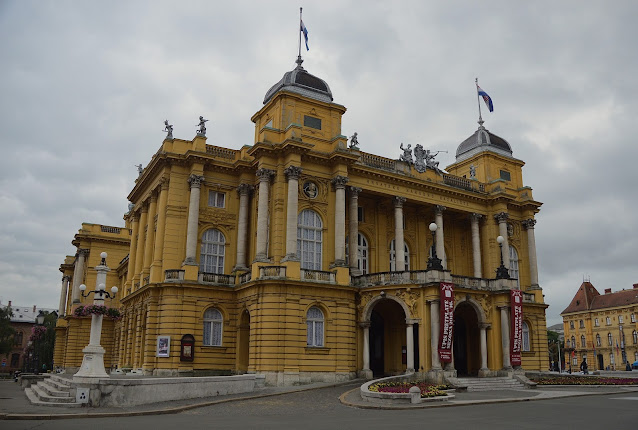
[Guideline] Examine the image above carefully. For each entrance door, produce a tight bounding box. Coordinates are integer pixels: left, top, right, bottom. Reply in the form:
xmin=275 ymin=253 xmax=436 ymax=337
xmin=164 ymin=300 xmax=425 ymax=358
xmin=370 ymin=311 xmax=384 ymax=376
xmin=597 ymin=354 xmax=604 ymax=371
xmin=452 ymin=302 xmax=480 ymax=376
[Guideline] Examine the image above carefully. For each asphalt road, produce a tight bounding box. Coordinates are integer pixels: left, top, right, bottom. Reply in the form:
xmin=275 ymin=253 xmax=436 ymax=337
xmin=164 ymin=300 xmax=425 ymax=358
xmin=3 ymin=383 xmax=638 ymax=430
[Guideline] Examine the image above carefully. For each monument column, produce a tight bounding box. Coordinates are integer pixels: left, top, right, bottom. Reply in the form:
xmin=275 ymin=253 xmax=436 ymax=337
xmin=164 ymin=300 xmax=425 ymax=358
xmin=255 ymin=168 xmax=275 ymax=262
xmin=71 ymin=249 xmax=89 ymax=304
xmin=394 ymin=197 xmax=406 ymax=271
xmin=283 ymin=166 xmax=302 ymax=260
xmin=332 ymin=175 xmax=349 ymax=266
xmin=348 ymin=187 xmax=362 ymax=274
xmin=522 ymin=219 xmax=539 ymax=287
xmin=234 ymin=183 xmax=252 ymax=270
xmin=429 ymin=299 xmax=442 ymax=370
xmin=494 ymin=212 xmax=511 ymax=270
xmin=435 ymin=205 xmax=446 ymax=269
xmin=499 ymin=306 xmax=512 ymax=370
xmin=183 ymin=174 xmax=204 ymax=265
xmin=470 ymin=213 xmax=483 ymax=278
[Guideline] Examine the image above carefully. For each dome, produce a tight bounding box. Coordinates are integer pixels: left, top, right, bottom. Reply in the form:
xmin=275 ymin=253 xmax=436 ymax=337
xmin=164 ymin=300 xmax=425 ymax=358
xmin=455 ymin=124 xmax=513 ymax=162
xmin=263 ymin=58 xmax=333 ymax=104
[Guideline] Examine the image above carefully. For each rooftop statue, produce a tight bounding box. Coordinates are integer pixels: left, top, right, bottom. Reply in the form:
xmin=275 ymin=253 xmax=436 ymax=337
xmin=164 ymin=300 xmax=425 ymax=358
xmin=196 ymin=116 xmax=208 ymax=136
xmin=163 ymin=120 xmax=174 ymax=140
xmin=470 ymin=164 xmax=477 ymax=179
xmin=414 ymin=144 xmax=445 ymax=174
xmin=135 ymin=164 xmax=143 ymax=176
xmin=399 ymin=143 xmax=413 ymax=165
xmin=349 ymin=132 xmax=359 ymax=150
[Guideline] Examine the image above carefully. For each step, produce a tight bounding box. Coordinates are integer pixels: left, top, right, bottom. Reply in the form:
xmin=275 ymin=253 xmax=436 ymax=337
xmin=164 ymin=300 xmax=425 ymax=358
xmin=25 ymin=387 xmax=82 ymax=408
xmin=38 ymin=380 xmax=72 ymax=398
xmin=48 ymin=375 xmax=73 ymax=390
xmin=31 ymin=384 xmax=77 ymax=404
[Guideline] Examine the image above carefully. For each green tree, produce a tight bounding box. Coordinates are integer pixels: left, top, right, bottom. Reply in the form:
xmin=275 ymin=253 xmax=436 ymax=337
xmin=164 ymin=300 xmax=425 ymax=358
xmin=0 ymin=307 xmax=16 ymax=357
xmin=29 ymin=312 xmax=56 ymax=372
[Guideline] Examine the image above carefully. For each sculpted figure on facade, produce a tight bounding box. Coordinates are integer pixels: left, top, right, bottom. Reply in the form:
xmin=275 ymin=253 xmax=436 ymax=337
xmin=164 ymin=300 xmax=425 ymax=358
xmin=349 ymin=132 xmax=359 ymax=150
xmin=196 ymin=116 xmax=208 ymax=136
xmin=413 ymin=144 xmax=443 ymax=174
xmin=399 ymin=143 xmax=413 ymax=164
xmin=163 ymin=120 xmax=174 ymax=140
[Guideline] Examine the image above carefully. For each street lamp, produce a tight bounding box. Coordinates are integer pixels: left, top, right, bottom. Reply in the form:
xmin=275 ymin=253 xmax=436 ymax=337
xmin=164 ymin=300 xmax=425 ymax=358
xmin=495 ymin=235 xmax=510 ymax=279
xmin=427 ymin=222 xmax=443 ymax=270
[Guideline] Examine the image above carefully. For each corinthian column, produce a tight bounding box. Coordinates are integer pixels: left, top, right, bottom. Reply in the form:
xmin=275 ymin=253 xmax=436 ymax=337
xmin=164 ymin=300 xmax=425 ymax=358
xmin=494 ymin=212 xmax=510 ymax=270
xmin=332 ymin=175 xmax=349 ymax=266
xmin=284 ymin=166 xmax=302 ymax=261
xmin=394 ymin=197 xmax=406 ymax=271
xmin=499 ymin=306 xmax=512 ymax=370
xmin=255 ymin=168 xmax=275 ymax=262
xmin=435 ymin=205 xmax=446 ymax=269
xmin=522 ymin=219 xmax=539 ymax=287
xmin=480 ymin=323 xmax=489 ymax=372
xmin=234 ymin=183 xmax=252 ymax=271
xmin=429 ymin=299 xmax=442 ymax=370
xmin=183 ymin=174 xmax=204 ymax=265
xmin=348 ymin=187 xmax=362 ymax=274
xmin=58 ymin=275 xmax=70 ymax=315
xmin=470 ymin=213 xmax=483 ymax=278
xmin=71 ymin=249 xmax=89 ymax=304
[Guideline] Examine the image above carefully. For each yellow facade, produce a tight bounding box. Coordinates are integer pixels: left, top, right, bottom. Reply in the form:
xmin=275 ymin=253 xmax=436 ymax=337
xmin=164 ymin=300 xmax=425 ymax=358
xmin=55 ymin=60 xmax=548 ymax=384
xmin=562 ymin=282 xmax=638 ymax=371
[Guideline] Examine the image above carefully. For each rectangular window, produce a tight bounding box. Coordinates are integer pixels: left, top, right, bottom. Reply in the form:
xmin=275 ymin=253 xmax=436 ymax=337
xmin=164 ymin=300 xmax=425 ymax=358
xmin=594 ymin=318 xmax=599 ymax=327
xmin=499 ymin=170 xmax=511 ymax=181
xmin=570 ymin=321 xmax=574 ymax=329
xmin=606 ymin=317 xmax=611 ymax=325
xmin=618 ymin=315 xmax=623 ymax=324
xmin=208 ymin=191 xmax=225 ymax=208
xmin=358 ymin=206 xmax=364 ymax=222
xmin=303 ymin=115 xmax=322 ymax=130
xmin=632 ymin=313 xmax=636 ymax=323
xmin=572 ymin=356 xmax=578 ymax=366
xmin=579 ymin=320 xmax=585 ymax=328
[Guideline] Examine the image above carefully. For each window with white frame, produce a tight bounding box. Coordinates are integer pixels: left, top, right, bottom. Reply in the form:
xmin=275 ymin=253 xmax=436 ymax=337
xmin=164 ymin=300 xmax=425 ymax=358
xmin=509 ymin=245 xmax=519 ymax=288
xmin=208 ymin=191 xmax=225 ymax=208
xmin=389 ymin=240 xmax=410 ymax=271
xmin=580 ymin=335 xmax=586 ymax=348
xmin=572 ymin=355 xmax=578 ymax=366
xmin=571 ymin=336 xmax=576 ymax=349
xmin=522 ymin=321 xmax=530 ymax=351
xmin=594 ymin=318 xmax=599 ymax=327
xmin=200 ymin=229 xmax=225 ymax=274
xmin=631 ymin=313 xmax=636 ymax=323
xmin=618 ymin=315 xmax=623 ymax=324
xmin=633 ymin=330 xmax=637 ymax=345
xmin=606 ymin=317 xmax=611 ymax=325
xmin=357 ymin=233 xmax=369 ymax=274
xmin=203 ymin=308 xmax=223 ymax=346
xmin=306 ymin=306 xmax=324 ymax=347
xmin=579 ymin=320 xmax=584 ymax=328
xmin=608 ymin=333 xmax=613 ymax=346
xmin=570 ymin=321 xmax=575 ymax=329
xmin=596 ymin=334 xmax=601 ymax=347
xmin=297 ymin=209 xmax=322 ymax=270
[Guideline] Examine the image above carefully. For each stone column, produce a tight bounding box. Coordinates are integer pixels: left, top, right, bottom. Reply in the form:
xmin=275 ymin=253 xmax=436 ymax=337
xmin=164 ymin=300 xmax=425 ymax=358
xmin=429 ymin=299 xmax=442 ymax=370
xmin=494 ymin=212 xmax=510 ymax=270
xmin=183 ymin=174 xmax=204 ymax=265
xmin=234 ymin=183 xmax=252 ymax=270
xmin=58 ymin=275 xmax=70 ymax=315
xmin=435 ymin=205 xmax=446 ymax=269
xmin=361 ymin=322 xmax=371 ymax=373
xmin=522 ymin=219 xmax=539 ymax=287
xmin=348 ymin=187 xmax=362 ymax=274
xmin=255 ymin=168 xmax=275 ymax=262
xmin=480 ymin=323 xmax=489 ymax=372
xmin=332 ymin=175 xmax=349 ymax=266
xmin=394 ymin=197 xmax=406 ymax=271
xmin=470 ymin=213 xmax=483 ymax=278
xmin=127 ymin=213 xmax=140 ymax=285
xmin=284 ymin=166 xmax=302 ymax=260
xmin=134 ymin=205 xmax=148 ymax=284
xmin=150 ymin=179 xmax=169 ymax=281
xmin=142 ymin=193 xmax=157 ymax=277
xmin=71 ymin=249 xmax=89 ymax=304
xmin=406 ymin=320 xmax=415 ymax=373
xmin=499 ymin=306 xmax=512 ymax=370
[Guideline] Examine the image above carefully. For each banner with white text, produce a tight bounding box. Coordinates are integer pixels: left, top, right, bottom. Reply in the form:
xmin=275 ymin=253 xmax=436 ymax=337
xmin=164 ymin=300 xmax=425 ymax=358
xmin=510 ymin=290 xmax=523 ymax=366
xmin=438 ymin=282 xmax=455 ymax=362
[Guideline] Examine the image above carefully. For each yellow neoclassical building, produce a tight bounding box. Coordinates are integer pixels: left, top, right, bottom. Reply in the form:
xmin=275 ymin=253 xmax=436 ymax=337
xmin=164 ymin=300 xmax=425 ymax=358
xmin=55 ymin=57 xmax=548 ymax=385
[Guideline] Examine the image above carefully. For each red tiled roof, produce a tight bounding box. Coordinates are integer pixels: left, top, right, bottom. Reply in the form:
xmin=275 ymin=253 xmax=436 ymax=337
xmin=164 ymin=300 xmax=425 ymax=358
xmin=561 ymin=282 xmax=638 ymax=314
xmin=561 ymin=282 xmax=600 ymax=314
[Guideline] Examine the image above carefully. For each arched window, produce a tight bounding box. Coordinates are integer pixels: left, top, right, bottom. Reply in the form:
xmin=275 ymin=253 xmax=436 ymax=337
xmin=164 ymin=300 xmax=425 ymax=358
xmin=509 ymin=245 xmax=519 ymax=288
xmin=200 ymin=229 xmax=225 ymax=274
xmin=522 ymin=322 xmax=530 ymax=351
xmin=297 ymin=209 xmax=322 ymax=270
xmin=203 ymin=308 xmax=223 ymax=346
xmin=306 ymin=306 xmax=324 ymax=347
xmin=633 ymin=330 xmax=638 ymax=345
xmin=607 ymin=333 xmax=613 ymax=346
xmin=580 ymin=335 xmax=586 ymax=348
xmin=389 ymin=240 xmax=410 ymax=271
xmin=596 ymin=334 xmax=601 ymax=347
xmin=357 ymin=233 xmax=369 ymax=274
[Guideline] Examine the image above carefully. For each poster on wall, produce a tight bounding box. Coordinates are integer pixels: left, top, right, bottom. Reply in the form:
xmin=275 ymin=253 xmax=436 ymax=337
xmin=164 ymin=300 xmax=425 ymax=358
xmin=438 ymin=282 xmax=455 ymax=362
xmin=510 ymin=290 xmax=523 ymax=366
xmin=157 ymin=335 xmax=171 ymax=357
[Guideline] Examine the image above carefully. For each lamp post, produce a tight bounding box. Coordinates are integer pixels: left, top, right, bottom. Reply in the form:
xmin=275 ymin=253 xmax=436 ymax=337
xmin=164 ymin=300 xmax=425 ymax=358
xmin=427 ymin=222 xmax=443 ymax=270
xmin=495 ymin=235 xmax=510 ymax=279
xmin=73 ymin=252 xmax=118 ymax=382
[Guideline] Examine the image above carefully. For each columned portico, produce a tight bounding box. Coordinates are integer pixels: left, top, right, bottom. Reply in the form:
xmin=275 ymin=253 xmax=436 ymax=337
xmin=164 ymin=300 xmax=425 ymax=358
xmin=494 ymin=212 xmax=510 ymax=270
xmin=283 ymin=166 xmax=302 ymax=261
xmin=470 ymin=213 xmax=483 ymax=278
xmin=348 ymin=187 xmax=362 ymax=274
xmin=499 ymin=305 xmax=512 ymax=370
xmin=234 ymin=183 xmax=252 ymax=271
xmin=71 ymin=248 xmax=88 ymax=304
xmin=522 ymin=219 xmax=539 ymax=288
xmin=394 ymin=197 xmax=406 ymax=272
xmin=255 ymin=168 xmax=275 ymax=262
xmin=331 ymin=175 xmax=349 ymax=266
xmin=58 ymin=275 xmax=70 ymax=315
xmin=435 ymin=205 xmax=446 ymax=269
xmin=183 ymin=174 xmax=204 ymax=265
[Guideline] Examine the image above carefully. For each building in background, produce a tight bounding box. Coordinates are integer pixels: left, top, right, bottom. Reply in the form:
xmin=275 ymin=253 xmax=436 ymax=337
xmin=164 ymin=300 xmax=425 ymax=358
xmin=54 ymin=57 xmax=548 ymax=385
xmin=561 ymin=281 xmax=638 ymax=371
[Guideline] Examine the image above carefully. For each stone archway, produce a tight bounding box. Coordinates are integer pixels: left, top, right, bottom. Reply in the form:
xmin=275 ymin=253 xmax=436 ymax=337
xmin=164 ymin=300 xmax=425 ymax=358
xmin=452 ymin=297 xmax=488 ymax=376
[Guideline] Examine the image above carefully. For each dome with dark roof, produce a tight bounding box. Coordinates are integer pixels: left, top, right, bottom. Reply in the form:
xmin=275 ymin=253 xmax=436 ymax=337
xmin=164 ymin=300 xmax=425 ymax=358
xmin=263 ymin=58 xmax=333 ymax=104
xmin=455 ymin=124 xmax=513 ymax=162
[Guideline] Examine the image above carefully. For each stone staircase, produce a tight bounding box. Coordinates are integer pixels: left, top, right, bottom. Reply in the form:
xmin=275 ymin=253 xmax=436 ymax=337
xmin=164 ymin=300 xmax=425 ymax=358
xmin=25 ymin=375 xmax=82 ymax=407
xmin=450 ymin=376 xmax=527 ymax=392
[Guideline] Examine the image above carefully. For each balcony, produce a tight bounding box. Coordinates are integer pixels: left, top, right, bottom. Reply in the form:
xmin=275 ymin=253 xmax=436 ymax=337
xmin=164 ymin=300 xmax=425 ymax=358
xmin=258 ymin=265 xmax=286 ymax=279
xmin=164 ymin=269 xmax=185 ymax=282
xmin=353 ymin=270 xmax=519 ymax=292
xmin=198 ymin=272 xmax=236 ymax=286
xmin=300 ymin=269 xmax=336 ymax=283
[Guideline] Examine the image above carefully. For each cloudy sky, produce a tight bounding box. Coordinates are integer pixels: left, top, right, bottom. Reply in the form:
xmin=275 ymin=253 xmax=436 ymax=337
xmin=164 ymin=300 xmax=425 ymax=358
xmin=1 ymin=1 xmax=636 ymax=325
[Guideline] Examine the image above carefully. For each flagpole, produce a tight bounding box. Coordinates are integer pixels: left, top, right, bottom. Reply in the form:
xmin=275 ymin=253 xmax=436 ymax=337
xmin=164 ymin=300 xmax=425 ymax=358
xmin=475 ymin=78 xmax=483 ymax=126
xmin=298 ymin=7 xmax=303 ymax=61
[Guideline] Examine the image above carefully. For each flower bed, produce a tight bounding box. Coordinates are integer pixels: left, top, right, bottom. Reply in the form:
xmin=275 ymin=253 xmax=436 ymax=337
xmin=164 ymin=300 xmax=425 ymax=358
xmin=368 ymin=381 xmax=450 ymax=398
xmin=530 ymin=376 xmax=638 ymax=386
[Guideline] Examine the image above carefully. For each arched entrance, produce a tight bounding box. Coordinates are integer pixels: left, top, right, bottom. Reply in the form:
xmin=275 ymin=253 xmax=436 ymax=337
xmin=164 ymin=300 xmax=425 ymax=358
xmin=368 ymin=298 xmax=409 ymax=376
xmin=237 ymin=309 xmax=250 ymax=372
xmin=453 ymin=302 xmax=481 ymax=376
xmin=597 ymin=354 xmax=604 ymax=371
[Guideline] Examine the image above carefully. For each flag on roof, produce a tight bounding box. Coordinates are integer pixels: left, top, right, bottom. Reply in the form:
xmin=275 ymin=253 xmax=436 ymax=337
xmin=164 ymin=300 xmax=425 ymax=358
xmin=300 ymin=20 xmax=309 ymax=51
xmin=477 ymin=85 xmax=494 ymax=112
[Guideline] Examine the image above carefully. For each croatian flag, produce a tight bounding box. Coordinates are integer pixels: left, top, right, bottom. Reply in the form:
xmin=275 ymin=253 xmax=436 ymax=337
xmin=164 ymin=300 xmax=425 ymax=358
xmin=300 ymin=20 xmax=309 ymax=51
xmin=477 ymin=85 xmax=494 ymax=112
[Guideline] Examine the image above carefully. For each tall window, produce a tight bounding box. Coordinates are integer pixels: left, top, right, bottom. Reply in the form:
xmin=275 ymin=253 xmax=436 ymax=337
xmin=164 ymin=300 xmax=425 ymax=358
xmin=306 ymin=306 xmax=324 ymax=347
xmin=203 ymin=308 xmax=223 ymax=346
xmin=631 ymin=313 xmax=636 ymax=323
xmin=297 ymin=209 xmax=322 ymax=270
xmin=389 ymin=240 xmax=410 ymax=271
xmin=618 ymin=315 xmax=624 ymax=324
xmin=633 ymin=330 xmax=638 ymax=345
xmin=570 ymin=321 xmax=575 ymax=329
xmin=572 ymin=355 xmax=578 ymax=366
xmin=522 ymin=322 xmax=530 ymax=351
xmin=200 ymin=229 xmax=225 ymax=273
xmin=610 ymin=353 xmax=615 ymax=365
xmin=608 ymin=333 xmax=613 ymax=346
xmin=594 ymin=318 xmax=599 ymax=327
xmin=509 ymin=245 xmax=519 ymax=288
xmin=580 ymin=335 xmax=586 ymax=348
xmin=579 ymin=320 xmax=584 ymax=328
xmin=571 ymin=336 xmax=575 ymax=349
xmin=596 ymin=334 xmax=601 ymax=347
xmin=357 ymin=233 xmax=369 ymax=274
xmin=606 ymin=317 xmax=611 ymax=325
xmin=14 ymin=331 xmax=23 ymax=346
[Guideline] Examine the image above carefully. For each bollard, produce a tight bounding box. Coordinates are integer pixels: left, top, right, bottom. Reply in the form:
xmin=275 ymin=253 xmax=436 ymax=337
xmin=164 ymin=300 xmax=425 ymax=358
xmin=409 ymin=386 xmax=421 ymax=404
